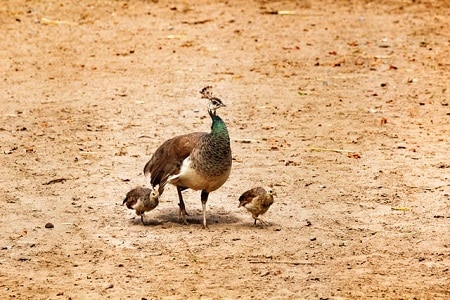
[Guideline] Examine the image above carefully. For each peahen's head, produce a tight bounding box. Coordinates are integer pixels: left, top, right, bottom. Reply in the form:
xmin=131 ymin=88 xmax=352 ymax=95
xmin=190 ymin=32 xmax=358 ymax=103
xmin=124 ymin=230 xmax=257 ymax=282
xmin=207 ymin=97 xmax=226 ymax=116
xmin=200 ymin=86 xmax=226 ymax=117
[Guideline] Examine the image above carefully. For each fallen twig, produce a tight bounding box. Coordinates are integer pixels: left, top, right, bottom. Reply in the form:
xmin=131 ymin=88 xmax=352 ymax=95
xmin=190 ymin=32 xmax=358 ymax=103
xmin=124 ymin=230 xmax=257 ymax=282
xmin=248 ymin=260 xmax=321 ymax=265
xmin=301 ymin=147 xmax=355 ymax=153
xmin=301 ymin=147 xmax=361 ymax=158
xmin=391 ymin=207 xmax=410 ymax=211
xmin=234 ymin=138 xmax=259 ymax=143
xmin=43 ymin=178 xmax=67 ymax=185
xmin=40 ymin=17 xmax=77 ymax=25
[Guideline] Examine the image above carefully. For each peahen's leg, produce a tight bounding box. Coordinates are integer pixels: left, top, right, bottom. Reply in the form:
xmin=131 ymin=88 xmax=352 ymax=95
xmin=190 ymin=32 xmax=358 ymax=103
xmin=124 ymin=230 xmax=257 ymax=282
xmin=201 ymin=190 xmax=209 ymax=229
xmin=177 ymin=186 xmax=189 ymax=225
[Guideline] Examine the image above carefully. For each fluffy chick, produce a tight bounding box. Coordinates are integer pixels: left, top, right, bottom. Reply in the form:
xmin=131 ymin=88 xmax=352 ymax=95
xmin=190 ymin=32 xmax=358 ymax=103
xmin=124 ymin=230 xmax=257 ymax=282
xmin=123 ymin=187 xmax=159 ymax=225
xmin=238 ymin=187 xmax=276 ymax=225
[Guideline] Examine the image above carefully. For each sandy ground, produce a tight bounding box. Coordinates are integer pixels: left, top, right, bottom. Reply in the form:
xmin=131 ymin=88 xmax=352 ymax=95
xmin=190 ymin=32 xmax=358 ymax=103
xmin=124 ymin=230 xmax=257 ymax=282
xmin=1 ymin=0 xmax=449 ymax=299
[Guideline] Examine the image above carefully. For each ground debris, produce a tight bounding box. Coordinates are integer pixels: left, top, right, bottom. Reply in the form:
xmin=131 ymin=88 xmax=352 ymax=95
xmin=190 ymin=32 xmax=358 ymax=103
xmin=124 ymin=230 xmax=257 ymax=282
xmin=43 ymin=178 xmax=67 ymax=185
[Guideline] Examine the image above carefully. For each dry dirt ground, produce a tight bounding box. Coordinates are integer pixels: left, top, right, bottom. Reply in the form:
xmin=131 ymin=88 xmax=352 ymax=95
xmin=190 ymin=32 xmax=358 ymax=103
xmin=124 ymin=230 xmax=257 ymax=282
xmin=1 ymin=0 xmax=449 ymax=299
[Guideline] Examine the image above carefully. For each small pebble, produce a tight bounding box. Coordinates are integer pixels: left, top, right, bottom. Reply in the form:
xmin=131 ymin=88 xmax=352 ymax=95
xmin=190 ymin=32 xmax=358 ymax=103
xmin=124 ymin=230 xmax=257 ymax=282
xmin=45 ymin=222 xmax=54 ymax=229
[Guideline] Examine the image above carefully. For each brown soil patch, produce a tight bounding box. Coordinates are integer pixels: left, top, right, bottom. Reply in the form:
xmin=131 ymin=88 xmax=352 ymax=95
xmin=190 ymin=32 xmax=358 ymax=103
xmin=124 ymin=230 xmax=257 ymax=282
xmin=1 ymin=0 xmax=449 ymax=298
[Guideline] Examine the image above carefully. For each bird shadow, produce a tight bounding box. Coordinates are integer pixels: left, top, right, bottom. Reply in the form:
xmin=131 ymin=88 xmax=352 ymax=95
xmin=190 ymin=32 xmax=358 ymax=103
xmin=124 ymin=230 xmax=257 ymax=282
xmin=233 ymin=222 xmax=280 ymax=230
xmin=158 ymin=207 xmax=242 ymax=224
xmin=126 ymin=207 xmax=243 ymax=227
xmin=128 ymin=217 xmax=163 ymax=226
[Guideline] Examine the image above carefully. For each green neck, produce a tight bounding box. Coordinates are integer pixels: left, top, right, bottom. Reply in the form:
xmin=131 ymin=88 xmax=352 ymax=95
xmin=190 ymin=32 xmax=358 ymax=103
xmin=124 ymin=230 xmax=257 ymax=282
xmin=211 ymin=115 xmax=229 ymax=138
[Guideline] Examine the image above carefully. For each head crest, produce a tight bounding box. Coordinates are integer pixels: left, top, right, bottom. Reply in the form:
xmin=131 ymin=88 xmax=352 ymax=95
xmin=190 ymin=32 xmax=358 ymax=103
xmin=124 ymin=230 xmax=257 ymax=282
xmin=200 ymin=86 xmax=214 ymax=100
xmin=200 ymin=86 xmax=226 ymax=117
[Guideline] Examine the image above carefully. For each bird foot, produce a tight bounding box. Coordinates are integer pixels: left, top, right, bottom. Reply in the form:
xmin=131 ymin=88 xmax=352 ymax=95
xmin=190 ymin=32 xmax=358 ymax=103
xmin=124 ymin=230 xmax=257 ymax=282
xmin=178 ymin=208 xmax=189 ymax=225
xmin=253 ymin=218 xmax=270 ymax=226
xmin=140 ymin=214 xmax=148 ymax=226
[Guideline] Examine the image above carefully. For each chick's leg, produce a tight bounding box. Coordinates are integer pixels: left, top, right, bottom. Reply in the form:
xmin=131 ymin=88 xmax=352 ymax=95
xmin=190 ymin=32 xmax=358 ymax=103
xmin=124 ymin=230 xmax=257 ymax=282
xmin=253 ymin=215 xmax=269 ymax=226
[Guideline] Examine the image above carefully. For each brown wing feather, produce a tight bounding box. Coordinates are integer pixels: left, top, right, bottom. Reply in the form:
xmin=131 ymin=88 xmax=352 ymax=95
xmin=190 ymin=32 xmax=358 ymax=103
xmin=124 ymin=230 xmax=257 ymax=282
xmin=143 ymin=132 xmax=206 ymax=190
xmin=238 ymin=187 xmax=266 ymax=207
xmin=123 ymin=187 xmax=150 ymax=208
xmin=261 ymin=194 xmax=274 ymax=209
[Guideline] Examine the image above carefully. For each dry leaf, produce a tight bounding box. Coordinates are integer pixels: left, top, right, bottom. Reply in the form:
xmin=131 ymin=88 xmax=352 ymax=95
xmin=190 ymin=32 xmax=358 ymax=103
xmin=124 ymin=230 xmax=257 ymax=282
xmin=167 ymin=34 xmax=186 ymax=39
xmin=389 ymin=64 xmax=398 ymax=70
xmin=347 ymin=152 xmax=361 ymax=159
xmin=285 ymin=161 xmax=300 ymax=166
xmin=391 ymin=207 xmax=410 ymax=211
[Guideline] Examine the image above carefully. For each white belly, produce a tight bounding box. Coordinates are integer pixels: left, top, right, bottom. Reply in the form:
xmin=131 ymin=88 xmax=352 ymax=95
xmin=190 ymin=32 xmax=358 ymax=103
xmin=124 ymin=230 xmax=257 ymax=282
xmin=168 ymin=157 xmax=230 ymax=192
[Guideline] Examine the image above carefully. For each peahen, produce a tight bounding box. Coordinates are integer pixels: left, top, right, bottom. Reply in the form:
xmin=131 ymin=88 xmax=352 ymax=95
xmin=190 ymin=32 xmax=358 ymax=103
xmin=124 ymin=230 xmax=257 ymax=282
xmin=143 ymin=86 xmax=232 ymax=228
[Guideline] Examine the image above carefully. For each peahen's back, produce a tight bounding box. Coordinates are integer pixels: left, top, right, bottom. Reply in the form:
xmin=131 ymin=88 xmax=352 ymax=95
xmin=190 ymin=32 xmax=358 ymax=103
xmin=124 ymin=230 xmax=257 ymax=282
xmin=143 ymin=132 xmax=205 ymax=193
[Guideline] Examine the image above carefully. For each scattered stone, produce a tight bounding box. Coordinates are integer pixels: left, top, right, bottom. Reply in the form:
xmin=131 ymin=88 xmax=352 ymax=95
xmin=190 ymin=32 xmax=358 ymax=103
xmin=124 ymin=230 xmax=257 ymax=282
xmin=45 ymin=223 xmax=54 ymax=229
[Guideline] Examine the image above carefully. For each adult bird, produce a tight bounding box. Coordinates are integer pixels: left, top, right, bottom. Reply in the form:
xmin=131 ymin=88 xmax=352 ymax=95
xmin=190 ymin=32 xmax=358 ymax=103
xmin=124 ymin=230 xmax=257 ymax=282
xmin=143 ymin=86 xmax=232 ymax=228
